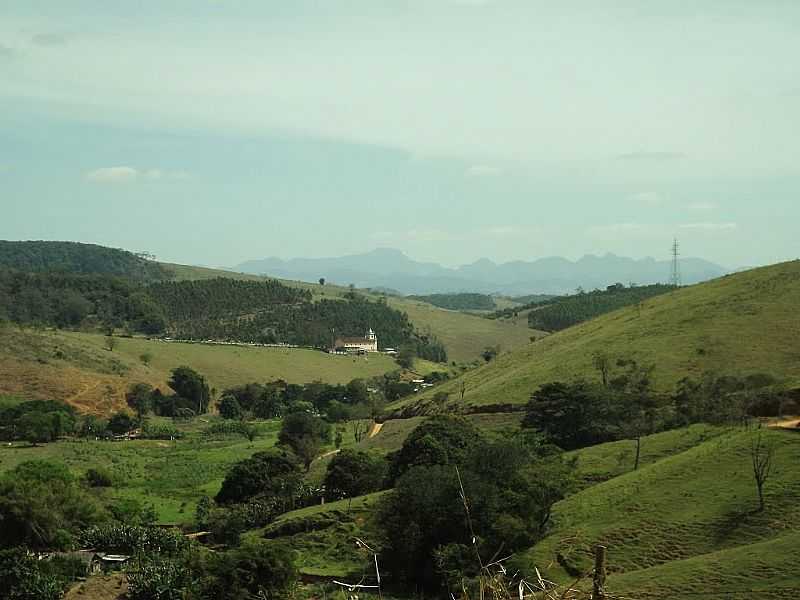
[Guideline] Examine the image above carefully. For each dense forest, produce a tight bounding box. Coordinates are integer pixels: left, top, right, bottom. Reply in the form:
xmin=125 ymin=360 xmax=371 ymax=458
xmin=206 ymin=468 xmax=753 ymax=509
xmin=489 ymin=283 xmax=673 ymax=332
xmin=0 ymin=240 xmax=169 ymax=280
xmin=407 ymin=293 xmax=496 ymax=311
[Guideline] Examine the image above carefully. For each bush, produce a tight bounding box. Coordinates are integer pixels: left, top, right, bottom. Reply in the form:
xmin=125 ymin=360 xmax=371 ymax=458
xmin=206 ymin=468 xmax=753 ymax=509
xmin=323 ymin=449 xmax=387 ymax=502
xmin=86 ymin=467 xmax=113 ymax=487
xmin=78 ymin=524 xmax=189 ymax=555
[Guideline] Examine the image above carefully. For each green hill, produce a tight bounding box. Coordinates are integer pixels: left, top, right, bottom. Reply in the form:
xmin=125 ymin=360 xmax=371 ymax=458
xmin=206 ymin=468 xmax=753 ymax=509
xmin=389 ymin=261 xmax=800 ymax=414
xmin=517 ymin=426 xmax=800 ymax=599
xmin=0 ymin=240 xmax=168 ymax=279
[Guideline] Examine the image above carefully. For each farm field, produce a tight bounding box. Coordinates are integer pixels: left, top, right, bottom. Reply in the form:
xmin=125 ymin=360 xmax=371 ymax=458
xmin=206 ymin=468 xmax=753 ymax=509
xmin=388 ymin=261 xmax=800 ymax=414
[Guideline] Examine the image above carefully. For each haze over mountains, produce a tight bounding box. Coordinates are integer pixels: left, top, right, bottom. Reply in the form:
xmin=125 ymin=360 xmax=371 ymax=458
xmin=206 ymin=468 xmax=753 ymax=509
xmin=235 ymin=248 xmax=728 ymax=295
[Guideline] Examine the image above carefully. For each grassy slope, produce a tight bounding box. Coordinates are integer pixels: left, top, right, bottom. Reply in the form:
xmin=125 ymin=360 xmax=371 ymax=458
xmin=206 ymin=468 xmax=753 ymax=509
xmin=0 ymin=417 xmax=283 ymax=524
xmin=518 ymin=427 xmax=800 ymax=599
xmin=0 ymin=328 xmax=397 ymax=414
xmin=389 ymin=261 xmax=800 ymax=414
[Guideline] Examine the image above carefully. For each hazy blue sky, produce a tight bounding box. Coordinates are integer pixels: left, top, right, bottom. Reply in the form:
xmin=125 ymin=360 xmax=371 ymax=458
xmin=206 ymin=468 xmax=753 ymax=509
xmin=2 ymin=1 xmax=798 ymax=268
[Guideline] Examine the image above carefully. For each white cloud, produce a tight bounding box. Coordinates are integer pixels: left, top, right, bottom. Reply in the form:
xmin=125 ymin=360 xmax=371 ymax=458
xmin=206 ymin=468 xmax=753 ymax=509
xmin=589 ymin=223 xmax=651 ymax=234
xmin=629 ymin=192 xmax=663 ymax=206
xmin=85 ymin=166 xmax=188 ymax=184
xmin=680 ymin=222 xmax=737 ymax=230
xmin=688 ymin=202 xmax=717 ymax=211
xmin=466 ymin=164 xmax=503 ymax=177
xmin=85 ymin=166 xmax=139 ymax=184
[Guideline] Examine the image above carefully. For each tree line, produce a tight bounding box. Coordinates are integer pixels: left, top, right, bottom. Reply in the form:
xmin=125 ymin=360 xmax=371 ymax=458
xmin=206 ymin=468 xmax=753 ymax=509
xmin=488 ymin=283 xmax=673 ymax=331
xmin=408 ymin=293 xmax=497 ymax=311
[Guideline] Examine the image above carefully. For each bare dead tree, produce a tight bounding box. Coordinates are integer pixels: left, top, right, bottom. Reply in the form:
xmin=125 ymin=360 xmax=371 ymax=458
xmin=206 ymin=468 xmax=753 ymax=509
xmin=750 ymin=431 xmax=775 ymax=512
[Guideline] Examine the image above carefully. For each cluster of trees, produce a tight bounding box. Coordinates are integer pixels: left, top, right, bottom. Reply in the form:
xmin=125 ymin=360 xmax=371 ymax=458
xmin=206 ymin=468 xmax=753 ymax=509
xmin=378 ymin=416 xmax=575 ymax=591
xmin=0 ymin=240 xmax=169 ymax=280
xmin=0 ymin=269 xmax=167 ymax=332
xmin=408 ymin=293 xmax=497 ymax=311
xmin=126 ymin=366 xmax=211 ymax=420
xmin=219 ymin=378 xmax=379 ymax=422
xmin=0 ymin=400 xmax=77 ymax=445
xmin=147 ymin=278 xmax=310 ymax=322
xmin=524 ymin=358 xmax=790 ymax=469
xmin=526 ymin=284 xmax=673 ymax=331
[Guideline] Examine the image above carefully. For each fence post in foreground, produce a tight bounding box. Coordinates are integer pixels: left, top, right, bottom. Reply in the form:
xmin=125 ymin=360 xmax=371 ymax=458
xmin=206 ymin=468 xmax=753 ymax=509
xmin=592 ymin=545 xmax=607 ymax=600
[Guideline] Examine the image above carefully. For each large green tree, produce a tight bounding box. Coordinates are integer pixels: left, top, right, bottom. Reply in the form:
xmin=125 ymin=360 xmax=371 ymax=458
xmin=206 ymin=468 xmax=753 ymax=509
xmin=278 ymin=412 xmax=331 ymax=471
xmin=323 ymin=449 xmax=387 ymax=503
xmin=168 ymin=366 xmax=210 ymax=415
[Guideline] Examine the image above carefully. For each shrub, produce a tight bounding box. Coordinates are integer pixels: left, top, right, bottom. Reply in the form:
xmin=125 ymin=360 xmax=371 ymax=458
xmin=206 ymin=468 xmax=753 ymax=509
xmin=86 ymin=467 xmax=113 ymax=487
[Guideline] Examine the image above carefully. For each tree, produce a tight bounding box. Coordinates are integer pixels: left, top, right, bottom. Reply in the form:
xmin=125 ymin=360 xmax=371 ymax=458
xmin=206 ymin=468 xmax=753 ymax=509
xmin=278 ymin=412 xmax=331 ymax=471
xmin=323 ymin=450 xmax=387 ymax=504
xmin=107 ymin=412 xmax=135 ymax=435
xmin=592 ymin=352 xmax=611 ymax=387
xmin=389 ymin=415 xmax=480 ymax=482
xmin=481 ymin=345 xmax=499 ymax=362
xmin=215 ymin=449 xmax=302 ymax=506
xmin=610 ymin=359 xmax=661 ymax=470
xmin=397 ymin=346 xmax=415 ymax=369
xmin=104 ymin=335 xmax=116 ymax=351
xmin=199 ymin=539 xmax=298 ymax=600
xmin=0 ymin=460 xmax=107 ymax=549
xmin=380 ymin=436 xmax=575 ymax=590
xmin=125 ymin=383 xmax=153 ymax=419
xmin=522 ymin=381 xmax=617 ymax=450
xmin=168 ymin=366 xmax=210 ymax=415
xmin=139 ymin=352 xmax=153 ymax=366
xmin=318 ymin=277 xmax=325 ymax=286
xmin=218 ymin=395 xmax=243 ymax=420
xmin=750 ymin=431 xmax=774 ymax=512
xmin=17 ymin=412 xmax=56 ymax=445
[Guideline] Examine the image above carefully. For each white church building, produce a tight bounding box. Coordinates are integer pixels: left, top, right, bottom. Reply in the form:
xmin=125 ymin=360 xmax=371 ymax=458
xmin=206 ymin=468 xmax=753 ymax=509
xmin=334 ymin=328 xmax=378 ymax=353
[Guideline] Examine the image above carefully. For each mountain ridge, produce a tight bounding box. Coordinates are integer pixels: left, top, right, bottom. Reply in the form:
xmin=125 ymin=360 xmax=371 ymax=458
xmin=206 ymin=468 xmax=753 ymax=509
xmin=235 ymin=248 xmax=727 ymax=295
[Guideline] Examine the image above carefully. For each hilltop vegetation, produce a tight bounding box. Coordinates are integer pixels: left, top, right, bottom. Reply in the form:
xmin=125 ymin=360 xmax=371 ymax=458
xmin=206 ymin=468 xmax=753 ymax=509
xmin=391 ymin=261 xmax=800 ymax=413
xmin=407 ymin=292 xmax=497 ymax=311
xmin=0 ymin=240 xmax=169 ymax=280
xmin=489 ymin=283 xmax=673 ymax=331
xmin=0 ymin=268 xmax=446 ymax=361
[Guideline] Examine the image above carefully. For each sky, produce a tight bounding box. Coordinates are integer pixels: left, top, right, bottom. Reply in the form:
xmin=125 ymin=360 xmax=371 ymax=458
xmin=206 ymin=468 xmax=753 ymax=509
xmin=1 ymin=1 xmax=799 ymax=269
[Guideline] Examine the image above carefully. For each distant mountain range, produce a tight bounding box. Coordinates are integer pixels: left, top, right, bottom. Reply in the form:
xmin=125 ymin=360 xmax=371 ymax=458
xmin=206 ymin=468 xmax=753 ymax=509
xmin=234 ymin=249 xmax=728 ymax=295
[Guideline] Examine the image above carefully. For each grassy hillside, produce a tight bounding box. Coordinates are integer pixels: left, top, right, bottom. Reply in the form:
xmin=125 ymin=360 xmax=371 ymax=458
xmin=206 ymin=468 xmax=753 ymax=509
xmin=0 ymin=328 xmax=398 ymax=414
xmin=517 ymin=426 xmax=800 ymax=599
xmin=165 ymin=262 xmax=544 ymax=364
xmin=389 ymin=261 xmax=800 ymax=414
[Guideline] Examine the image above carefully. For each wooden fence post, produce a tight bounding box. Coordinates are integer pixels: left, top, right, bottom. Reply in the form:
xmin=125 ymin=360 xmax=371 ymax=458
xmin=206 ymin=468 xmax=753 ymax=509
xmin=592 ymin=545 xmax=607 ymax=600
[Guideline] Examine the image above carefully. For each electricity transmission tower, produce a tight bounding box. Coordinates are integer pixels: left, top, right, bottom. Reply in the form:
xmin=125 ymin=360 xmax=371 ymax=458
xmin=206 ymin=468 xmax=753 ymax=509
xmin=669 ymin=238 xmax=681 ymax=287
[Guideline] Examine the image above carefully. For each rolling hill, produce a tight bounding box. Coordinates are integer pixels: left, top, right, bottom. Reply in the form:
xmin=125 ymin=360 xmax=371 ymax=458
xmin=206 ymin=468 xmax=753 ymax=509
xmin=388 ymin=260 xmax=800 ymax=415
xmin=164 ymin=263 xmax=543 ymax=364
xmin=516 ymin=426 xmax=800 ymax=599
xmin=0 ymin=328 xmax=398 ymax=415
